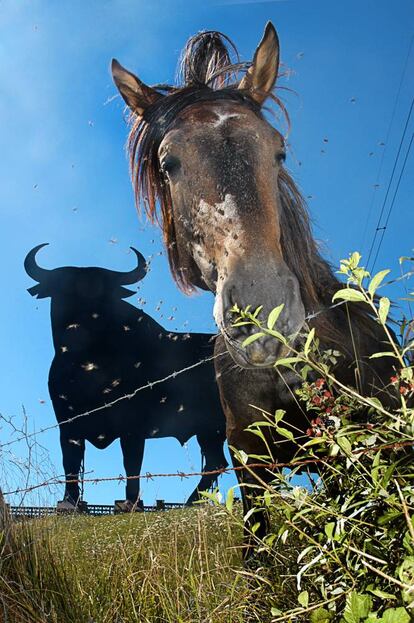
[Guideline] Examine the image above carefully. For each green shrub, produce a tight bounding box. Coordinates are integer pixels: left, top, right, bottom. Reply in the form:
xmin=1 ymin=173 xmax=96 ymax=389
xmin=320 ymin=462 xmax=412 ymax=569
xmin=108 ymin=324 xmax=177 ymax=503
xmin=220 ymin=253 xmax=414 ymax=622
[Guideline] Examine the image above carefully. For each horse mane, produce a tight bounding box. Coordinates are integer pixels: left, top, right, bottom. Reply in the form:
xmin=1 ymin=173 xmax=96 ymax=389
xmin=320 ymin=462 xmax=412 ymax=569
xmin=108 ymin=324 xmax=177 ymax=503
xmin=126 ymin=30 xmax=380 ymax=351
xmin=278 ymin=168 xmax=384 ymax=348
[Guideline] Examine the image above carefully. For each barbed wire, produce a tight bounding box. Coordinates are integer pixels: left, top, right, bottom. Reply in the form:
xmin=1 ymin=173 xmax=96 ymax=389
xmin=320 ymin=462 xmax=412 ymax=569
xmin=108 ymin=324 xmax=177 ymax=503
xmin=3 ymin=438 xmax=413 ymax=498
xmin=0 ymin=351 xmax=226 ymax=451
xmin=1 ymin=268 xmax=412 ymax=455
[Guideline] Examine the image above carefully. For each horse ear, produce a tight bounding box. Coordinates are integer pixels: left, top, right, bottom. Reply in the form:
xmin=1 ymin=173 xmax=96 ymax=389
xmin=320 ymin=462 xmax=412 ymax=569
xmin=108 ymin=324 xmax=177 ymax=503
xmin=238 ymin=22 xmax=279 ymax=106
xmin=111 ymin=59 xmax=162 ymax=116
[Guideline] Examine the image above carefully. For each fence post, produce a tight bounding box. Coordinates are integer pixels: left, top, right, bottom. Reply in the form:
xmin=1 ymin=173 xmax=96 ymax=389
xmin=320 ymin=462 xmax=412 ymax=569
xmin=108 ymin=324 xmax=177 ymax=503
xmin=0 ymin=486 xmax=12 ymax=554
xmin=156 ymin=499 xmax=165 ymax=511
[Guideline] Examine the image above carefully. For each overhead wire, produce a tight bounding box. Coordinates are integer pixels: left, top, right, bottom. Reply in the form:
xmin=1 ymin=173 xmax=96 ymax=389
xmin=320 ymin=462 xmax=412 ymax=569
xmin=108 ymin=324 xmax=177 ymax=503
xmin=370 ymin=131 xmax=414 ymax=272
xmin=361 ymin=34 xmax=414 ymax=257
xmin=366 ymin=96 xmax=414 ymax=272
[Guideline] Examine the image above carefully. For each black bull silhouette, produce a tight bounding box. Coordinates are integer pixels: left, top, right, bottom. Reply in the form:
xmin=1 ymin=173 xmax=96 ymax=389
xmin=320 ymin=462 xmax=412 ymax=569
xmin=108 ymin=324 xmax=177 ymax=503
xmin=24 ymin=244 xmax=227 ymax=509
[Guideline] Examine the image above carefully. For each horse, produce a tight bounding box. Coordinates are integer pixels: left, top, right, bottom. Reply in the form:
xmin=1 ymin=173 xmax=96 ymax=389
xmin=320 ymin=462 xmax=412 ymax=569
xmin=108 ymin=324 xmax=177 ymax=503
xmin=25 ymin=244 xmax=227 ymax=510
xmin=111 ymin=23 xmax=396 ymax=546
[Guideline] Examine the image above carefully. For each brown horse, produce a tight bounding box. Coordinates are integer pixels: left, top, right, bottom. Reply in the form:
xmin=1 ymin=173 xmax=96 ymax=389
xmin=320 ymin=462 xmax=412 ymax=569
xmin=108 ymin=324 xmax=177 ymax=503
xmin=112 ymin=24 xmax=396 ymax=552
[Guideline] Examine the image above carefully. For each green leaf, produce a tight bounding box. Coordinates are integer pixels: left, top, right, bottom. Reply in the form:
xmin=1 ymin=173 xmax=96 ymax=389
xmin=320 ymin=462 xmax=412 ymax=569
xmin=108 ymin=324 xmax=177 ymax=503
xmin=252 ymin=305 xmax=263 ymax=319
xmin=275 ymin=425 xmax=294 ymax=441
xmin=241 ymin=332 xmax=265 ymax=348
xmin=324 ymin=521 xmax=336 ymax=540
xmin=368 ymin=269 xmax=390 ymax=297
xmin=271 ymin=607 xmax=282 ymax=616
xmin=246 ymin=428 xmax=268 ymax=442
xmin=350 ymin=251 xmax=362 ymax=268
xmin=267 ymin=304 xmax=284 ymax=330
xmin=274 ymin=409 xmax=286 ymax=424
xmin=371 ymin=450 xmax=381 ymax=484
xmin=343 ymin=592 xmax=372 ymax=623
xmin=369 ymin=352 xmax=396 ymax=359
xmin=378 ymin=297 xmax=390 ymax=325
xmin=304 ymin=327 xmax=315 ymax=357
xmin=398 ymin=556 xmax=414 ymax=604
xmin=367 ymin=396 xmax=384 ymax=410
xmin=237 ymin=450 xmax=248 ymax=465
xmin=381 ymin=607 xmax=410 ymax=623
xmin=310 ymin=607 xmax=333 ymax=623
xmin=337 ymin=436 xmax=352 ymax=456
xmin=298 ymin=590 xmax=309 ymax=607
xmin=225 ymin=487 xmax=234 ymax=512
xmin=366 ymin=587 xmax=396 ymax=600
xmin=332 ymin=288 xmax=366 ymax=303
xmin=266 ymin=328 xmax=288 ymax=343
xmin=251 ymin=522 xmax=261 ymax=534
xmin=263 ymin=489 xmax=272 ymax=507
xmin=274 ymin=356 xmax=302 ymax=369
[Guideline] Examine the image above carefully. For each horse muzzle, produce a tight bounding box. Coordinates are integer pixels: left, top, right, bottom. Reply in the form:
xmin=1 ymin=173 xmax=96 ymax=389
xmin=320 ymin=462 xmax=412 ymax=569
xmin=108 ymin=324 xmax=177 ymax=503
xmin=223 ymin=330 xmax=291 ymax=368
xmin=216 ymin=265 xmax=306 ymax=369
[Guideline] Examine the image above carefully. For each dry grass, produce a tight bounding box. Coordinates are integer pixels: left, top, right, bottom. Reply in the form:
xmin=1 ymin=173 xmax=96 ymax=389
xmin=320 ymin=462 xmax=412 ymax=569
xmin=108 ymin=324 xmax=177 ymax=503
xmin=0 ymin=504 xmax=277 ymax=623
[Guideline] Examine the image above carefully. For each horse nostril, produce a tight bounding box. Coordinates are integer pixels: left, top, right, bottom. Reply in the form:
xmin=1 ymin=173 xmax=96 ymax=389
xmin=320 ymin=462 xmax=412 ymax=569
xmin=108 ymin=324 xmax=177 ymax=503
xmin=223 ymin=284 xmax=239 ymax=314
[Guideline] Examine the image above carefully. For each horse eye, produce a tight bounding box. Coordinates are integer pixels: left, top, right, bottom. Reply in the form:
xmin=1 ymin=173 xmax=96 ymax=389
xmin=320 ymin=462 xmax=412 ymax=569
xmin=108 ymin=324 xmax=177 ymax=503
xmin=160 ymin=155 xmax=181 ymax=177
xmin=276 ymin=152 xmax=286 ymax=165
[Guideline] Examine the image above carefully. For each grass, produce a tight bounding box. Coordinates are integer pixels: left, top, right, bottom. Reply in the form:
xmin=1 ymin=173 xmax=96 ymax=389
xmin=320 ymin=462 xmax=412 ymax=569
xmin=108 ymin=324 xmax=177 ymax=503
xmin=0 ymin=504 xmax=284 ymax=623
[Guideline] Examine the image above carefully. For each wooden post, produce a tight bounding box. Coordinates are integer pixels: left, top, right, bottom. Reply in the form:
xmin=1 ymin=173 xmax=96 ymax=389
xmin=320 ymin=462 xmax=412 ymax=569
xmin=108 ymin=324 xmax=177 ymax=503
xmin=0 ymin=486 xmax=12 ymax=555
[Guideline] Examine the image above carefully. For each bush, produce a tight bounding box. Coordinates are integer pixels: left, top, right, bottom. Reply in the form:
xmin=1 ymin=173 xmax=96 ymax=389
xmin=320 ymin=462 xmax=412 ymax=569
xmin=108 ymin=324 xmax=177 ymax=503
xmin=219 ymin=253 xmax=414 ymax=622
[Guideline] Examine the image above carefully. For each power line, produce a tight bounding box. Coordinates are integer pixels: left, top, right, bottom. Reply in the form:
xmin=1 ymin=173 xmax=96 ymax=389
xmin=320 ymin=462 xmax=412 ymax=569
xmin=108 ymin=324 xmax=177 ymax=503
xmin=361 ymin=35 xmax=414 ymax=253
xmin=366 ymin=96 xmax=414 ymax=271
xmin=370 ymin=132 xmax=414 ymax=272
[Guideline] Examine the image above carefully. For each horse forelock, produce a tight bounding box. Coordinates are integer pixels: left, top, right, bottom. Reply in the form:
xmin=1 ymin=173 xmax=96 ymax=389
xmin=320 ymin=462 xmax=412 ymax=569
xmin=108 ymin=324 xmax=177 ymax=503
xmin=177 ymin=30 xmax=241 ymax=88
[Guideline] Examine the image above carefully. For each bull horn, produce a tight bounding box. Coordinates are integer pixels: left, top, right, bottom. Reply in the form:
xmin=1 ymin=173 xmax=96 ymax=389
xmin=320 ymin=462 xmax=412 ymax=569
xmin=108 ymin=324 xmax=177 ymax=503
xmin=114 ymin=248 xmax=147 ymax=285
xmin=24 ymin=244 xmax=51 ymax=282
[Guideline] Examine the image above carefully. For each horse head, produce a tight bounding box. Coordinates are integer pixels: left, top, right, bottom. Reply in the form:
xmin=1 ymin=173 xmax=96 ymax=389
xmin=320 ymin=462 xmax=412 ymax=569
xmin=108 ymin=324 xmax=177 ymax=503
xmin=112 ymin=24 xmax=336 ymax=368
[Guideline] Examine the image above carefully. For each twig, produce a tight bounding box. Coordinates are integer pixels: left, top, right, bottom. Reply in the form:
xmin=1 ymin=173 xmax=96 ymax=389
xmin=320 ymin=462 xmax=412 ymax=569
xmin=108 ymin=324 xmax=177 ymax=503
xmin=394 ymin=478 xmax=414 ymax=542
xmin=361 ymin=559 xmax=414 ymax=592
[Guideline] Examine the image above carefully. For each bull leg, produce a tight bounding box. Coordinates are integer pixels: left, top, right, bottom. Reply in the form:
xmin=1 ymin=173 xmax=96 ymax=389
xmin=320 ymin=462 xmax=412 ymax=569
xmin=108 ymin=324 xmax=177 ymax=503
xmin=60 ymin=432 xmax=85 ymax=506
xmin=186 ymin=434 xmax=228 ymax=505
xmin=120 ymin=434 xmax=145 ymax=506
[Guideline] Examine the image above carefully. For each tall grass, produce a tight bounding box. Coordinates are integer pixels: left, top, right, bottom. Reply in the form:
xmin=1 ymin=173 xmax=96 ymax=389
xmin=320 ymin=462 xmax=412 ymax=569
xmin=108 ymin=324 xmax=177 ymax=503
xmin=0 ymin=504 xmax=283 ymax=623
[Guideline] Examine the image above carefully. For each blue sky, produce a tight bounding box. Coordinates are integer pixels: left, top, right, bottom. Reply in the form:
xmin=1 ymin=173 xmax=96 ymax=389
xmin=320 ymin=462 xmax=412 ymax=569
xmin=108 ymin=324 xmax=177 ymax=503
xmin=0 ymin=0 xmax=413 ymax=506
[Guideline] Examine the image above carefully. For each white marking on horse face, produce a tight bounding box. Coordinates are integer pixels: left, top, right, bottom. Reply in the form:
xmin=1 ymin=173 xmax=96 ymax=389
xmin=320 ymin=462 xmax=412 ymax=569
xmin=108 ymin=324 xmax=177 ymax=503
xmin=213 ymin=290 xmax=223 ymax=327
xmin=197 ymin=194 xmax=242 ymax=235
xmin=193 ymin=242 xmax=212 ymax=275
xmin=211 ymin=112 xmax=241 ymax=127
xmin=193 ymin=193 xmax=244 ymax=304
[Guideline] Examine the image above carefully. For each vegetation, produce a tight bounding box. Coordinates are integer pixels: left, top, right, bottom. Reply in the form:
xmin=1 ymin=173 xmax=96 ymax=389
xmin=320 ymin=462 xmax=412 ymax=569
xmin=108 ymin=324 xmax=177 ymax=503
xmin=0 ymin=254 xmax=413 ymax=622
xmin=0 ymin=504 xmax=280 ymax=623
xmin=223 ymin=253 xmax=414 ymax=621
